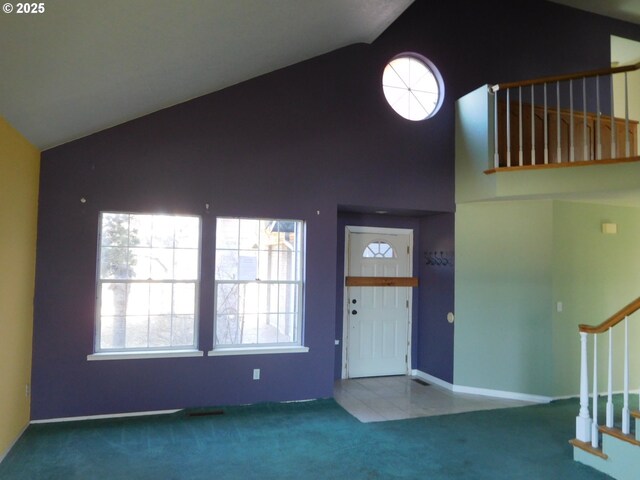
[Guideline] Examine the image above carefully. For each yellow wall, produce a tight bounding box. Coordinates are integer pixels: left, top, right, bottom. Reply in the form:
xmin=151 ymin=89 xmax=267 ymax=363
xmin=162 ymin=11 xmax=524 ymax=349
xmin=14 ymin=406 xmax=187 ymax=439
xmin=0 ymin=117 xmax=39 ymax=458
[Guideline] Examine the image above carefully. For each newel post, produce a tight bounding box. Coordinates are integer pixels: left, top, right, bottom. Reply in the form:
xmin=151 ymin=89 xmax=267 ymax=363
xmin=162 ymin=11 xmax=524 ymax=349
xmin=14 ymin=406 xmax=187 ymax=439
xmin=576 ymin=331 xmax=591 ymax=442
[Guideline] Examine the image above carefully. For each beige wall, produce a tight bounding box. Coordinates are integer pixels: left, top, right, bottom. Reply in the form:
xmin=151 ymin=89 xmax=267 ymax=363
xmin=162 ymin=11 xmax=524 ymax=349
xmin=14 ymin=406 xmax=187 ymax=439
xmin=0 ymin=117 xmax=39 ymax=458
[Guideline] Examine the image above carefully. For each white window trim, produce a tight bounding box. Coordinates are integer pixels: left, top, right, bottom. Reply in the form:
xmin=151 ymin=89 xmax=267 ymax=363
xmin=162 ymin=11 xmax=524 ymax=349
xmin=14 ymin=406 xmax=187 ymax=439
xmin=214 ymin=217 xmax=306 ymax=350
xmin=87 ymin=349 xmax=204 ymax=361
xmin=208 ymin=346 xmax=309 ymax=356
xmin=94 ymin=212 xmax=202 ymax=355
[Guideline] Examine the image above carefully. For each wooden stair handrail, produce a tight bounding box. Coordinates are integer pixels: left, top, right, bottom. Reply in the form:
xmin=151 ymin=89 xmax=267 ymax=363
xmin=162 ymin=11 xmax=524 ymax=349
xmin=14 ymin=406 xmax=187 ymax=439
xmin=579 ymin=296 xmax=640 ymax=334
xmin=492 ymin=62 xmax=640 ymax=93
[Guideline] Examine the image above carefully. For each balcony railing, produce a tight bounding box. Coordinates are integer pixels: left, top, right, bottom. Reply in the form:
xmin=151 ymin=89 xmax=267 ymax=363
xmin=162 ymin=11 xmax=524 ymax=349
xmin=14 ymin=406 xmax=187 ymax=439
xmin=489 ymin=63 xmax=640 ymax=172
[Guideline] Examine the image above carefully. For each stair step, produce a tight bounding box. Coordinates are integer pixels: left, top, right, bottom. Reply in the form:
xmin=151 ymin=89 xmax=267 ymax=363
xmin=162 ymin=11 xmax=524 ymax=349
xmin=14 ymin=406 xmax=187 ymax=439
xmin=599 ymin=426 xmax=640 ymax=446
xmin=569 ymin=438 xmax=608 ymax=459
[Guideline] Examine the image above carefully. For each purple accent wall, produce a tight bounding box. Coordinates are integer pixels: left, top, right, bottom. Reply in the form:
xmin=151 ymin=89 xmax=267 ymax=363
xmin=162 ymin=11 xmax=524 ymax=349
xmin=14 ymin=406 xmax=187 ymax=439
xmin=31 ymin=0 xmax=640 ymax=419
xmin=419 ymin=213 xmax=455 ymax=382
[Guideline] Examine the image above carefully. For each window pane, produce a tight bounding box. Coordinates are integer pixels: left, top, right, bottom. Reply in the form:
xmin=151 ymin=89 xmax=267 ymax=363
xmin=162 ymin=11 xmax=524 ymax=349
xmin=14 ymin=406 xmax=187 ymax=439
xmin=238 ymin=251 xmax=258 ymax=281
xmin=129 ymin=214 xmax=153 ymax=247
xmin=216 ymin=218 xmax=239 ymax=249
xmin=239 ymin=219 xmax=260 ymax=250
xmin=174 ymin=249 xmax=198 ymax=280
xmin=100 ymin=247 xmax=132 ymax=279
xmin=174 ymin=217 xmax=199 ymax=248
xmin=127 ymin=283 xmax=149 ymax=316
xmin=363 ymin=241 xmax=395 ymax=258
xmin=129 ymin=248 xmax=151 ymax=279
xmin=101 ymin=213 xmax=131 ymax=247
xmin=240 ymin=313 xmax=258 ymax=343
xmin=149 ymin=283 xmax=172 ymax=314
xmin=173 ymin=283 xmax=195 ymax=314
xmin=99 ymin=316 xmax=116 ymax=349
xmin=125 ymin=316 xmax=149 ymax=348
xmin=96 ymin=213 xmax=200 ymax=353
xmin=216 ymin=250 xmax=238 ymax=280
xmin=150 ymin=248 xmax=174 ymax=279
xmin=149 ymin=315 xmax=171 ymax=347
xmin=172 ymin=315 xmax=195 ymax=346
xmin=216 ymin=283 xmax=239 ymax=316
xmin=216 ymin=314 xmax=241 ymax=345
xmin=214 ymin=217 xmax=304 ymax=348
xmin=101 ymin=283 xmax=128 ymax=316
xmin=151 ymin=215 xmax=175 ymax=247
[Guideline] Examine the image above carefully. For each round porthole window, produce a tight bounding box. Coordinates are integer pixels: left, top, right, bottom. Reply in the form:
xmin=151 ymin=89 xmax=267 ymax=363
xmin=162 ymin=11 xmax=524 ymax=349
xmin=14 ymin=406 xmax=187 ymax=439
xmin=382 ymin=53 xmax=444 ymax=121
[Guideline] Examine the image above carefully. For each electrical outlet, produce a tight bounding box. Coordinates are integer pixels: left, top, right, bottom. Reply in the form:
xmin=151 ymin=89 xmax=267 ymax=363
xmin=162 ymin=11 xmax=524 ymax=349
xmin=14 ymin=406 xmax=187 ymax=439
xmin=253 ymin=368 xmax=260 ymax=380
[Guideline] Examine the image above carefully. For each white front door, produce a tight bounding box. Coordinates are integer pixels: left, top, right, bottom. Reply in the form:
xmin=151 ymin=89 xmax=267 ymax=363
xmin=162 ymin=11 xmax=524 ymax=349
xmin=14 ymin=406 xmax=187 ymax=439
xmin=344 ymin=227 xmax=412 ymax=378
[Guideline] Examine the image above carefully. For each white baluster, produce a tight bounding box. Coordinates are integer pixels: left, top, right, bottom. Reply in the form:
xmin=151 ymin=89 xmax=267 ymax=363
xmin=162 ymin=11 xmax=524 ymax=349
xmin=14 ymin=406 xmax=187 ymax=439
xmin=610 ymin=74 xmax=616 ymax=159
xmin=518 ymin=86 xmax=523 ymax=166
xmin=592 ymin=335 xmax=599 ymax=448
xmin=596 ymin=76 xmax=602 ymax=160
xmin=494 ymin=89 xmax=499 ymax=168
xmin=569 ymin=79 xmax=575 ymax=162
xmin=506 ymin=89 xmax=511 ymax=167
xmin=576 ymin=331 xmax=592 ymax=442
xmin=606 ymin=327 xmax=614 ymax=428
xmin=625 ymin=72 xmax=630 ymax=157
xmin=531 ymin=85 xmax=535 ymax=165
xmin=583 ymin=78 xmax=588 ymax=160
xmin=556 ymin=82 xmax=561 ymax=163
xmin=622 ymin=316 xmax=630 ymax=434
xmin=544 ymin=83 xmax=549 ymax=164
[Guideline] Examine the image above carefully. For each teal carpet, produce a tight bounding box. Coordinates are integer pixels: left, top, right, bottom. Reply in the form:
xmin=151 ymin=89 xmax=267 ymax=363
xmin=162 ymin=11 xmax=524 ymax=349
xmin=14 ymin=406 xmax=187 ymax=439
xmin=0 ymin=398 xmax=614 ymax=479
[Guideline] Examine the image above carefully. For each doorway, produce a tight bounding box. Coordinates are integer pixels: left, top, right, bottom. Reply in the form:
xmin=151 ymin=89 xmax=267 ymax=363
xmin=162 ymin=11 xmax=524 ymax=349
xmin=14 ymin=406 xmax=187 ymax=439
xmin=342 ymin=226 xmax=413 ymax=378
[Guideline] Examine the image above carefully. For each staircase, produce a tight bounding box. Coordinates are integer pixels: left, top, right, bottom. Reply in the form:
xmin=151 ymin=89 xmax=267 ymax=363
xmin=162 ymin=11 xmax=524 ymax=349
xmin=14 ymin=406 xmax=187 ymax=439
xmin=570 ymin=297 xmax=640 ymax=479
xmin=571 ymin=412 xmax=640 ymax=480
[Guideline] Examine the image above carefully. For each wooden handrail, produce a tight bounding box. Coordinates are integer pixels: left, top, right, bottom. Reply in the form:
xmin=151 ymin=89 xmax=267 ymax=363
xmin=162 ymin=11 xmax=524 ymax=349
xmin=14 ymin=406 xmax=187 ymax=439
xmin=492 ymin=62 xmax=640 ymax=93
xmin=345 ymin=276 xmax=418 ymax=287
xmin=579 ymin=296 xmax=640 ymax=334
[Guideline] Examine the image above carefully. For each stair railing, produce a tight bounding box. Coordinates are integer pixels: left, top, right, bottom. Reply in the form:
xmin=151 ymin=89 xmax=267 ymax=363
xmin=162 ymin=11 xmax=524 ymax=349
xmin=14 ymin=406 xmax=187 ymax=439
xmin=574 ymin=296 xmax=640 ymax=448
xmin=490 ymin=63 xmax=640 ymax=170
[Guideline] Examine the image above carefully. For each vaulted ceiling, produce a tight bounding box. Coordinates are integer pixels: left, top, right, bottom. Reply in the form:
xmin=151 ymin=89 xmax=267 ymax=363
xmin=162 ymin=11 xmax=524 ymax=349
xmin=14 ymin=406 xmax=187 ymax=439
xmin=1 ymin=0 xmax=638 ymax=151
xmin=0 ymin=0 xmax=414 ymax=149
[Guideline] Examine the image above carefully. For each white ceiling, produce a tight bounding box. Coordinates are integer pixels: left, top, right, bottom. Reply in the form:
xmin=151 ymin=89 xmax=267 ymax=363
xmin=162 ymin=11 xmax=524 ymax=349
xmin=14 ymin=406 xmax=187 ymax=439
xmin=1 ymin=0 xmax=639 ymax=151
xmin=550 ymin=0 xmax=640 ymax=25
xmin=0 ymin=0 xmax=413 ymax=150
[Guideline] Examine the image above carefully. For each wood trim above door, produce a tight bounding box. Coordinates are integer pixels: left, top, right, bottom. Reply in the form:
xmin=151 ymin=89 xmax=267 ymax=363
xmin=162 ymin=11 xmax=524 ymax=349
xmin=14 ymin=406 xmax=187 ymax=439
xmin=345 ymin=276 xmax=419 ymax=287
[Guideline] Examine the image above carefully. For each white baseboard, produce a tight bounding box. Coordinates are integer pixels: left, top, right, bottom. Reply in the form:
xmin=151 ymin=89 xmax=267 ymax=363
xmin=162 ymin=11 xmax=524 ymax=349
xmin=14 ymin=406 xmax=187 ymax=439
xmin=30 ymin=408 xmax=180 ymax=424
xmin=0 ymin=424 xmax=28 ymax=464
xmin=412 ymin=369 xmax=454 ymax=391
xmin=554 ymin=388 xmax=640 ymax=401
xmin=453 ymin=384 xmax=553 ymax=403
xmin=412 ymin=369 xmax=553 ymax=404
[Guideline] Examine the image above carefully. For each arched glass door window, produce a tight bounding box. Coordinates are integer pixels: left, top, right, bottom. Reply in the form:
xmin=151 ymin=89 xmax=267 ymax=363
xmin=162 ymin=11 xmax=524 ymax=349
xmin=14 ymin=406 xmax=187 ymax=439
xmin=362 ymin=241 xmax=395 ymax=258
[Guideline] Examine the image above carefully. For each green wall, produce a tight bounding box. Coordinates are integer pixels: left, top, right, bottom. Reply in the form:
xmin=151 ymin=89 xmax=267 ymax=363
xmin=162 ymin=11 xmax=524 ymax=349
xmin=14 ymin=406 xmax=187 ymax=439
xmin=455 ymin=199 xmax=640 ymax=398
xmin=454 ymin=200 xmax=554 ymax=396
xmin=552 ymin=201 xmax=640 ymax=397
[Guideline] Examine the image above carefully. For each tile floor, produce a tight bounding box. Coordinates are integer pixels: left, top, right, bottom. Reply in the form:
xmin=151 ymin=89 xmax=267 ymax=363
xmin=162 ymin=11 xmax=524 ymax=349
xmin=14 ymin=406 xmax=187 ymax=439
xmin=334 ymin=375 xmax=534 ymax=423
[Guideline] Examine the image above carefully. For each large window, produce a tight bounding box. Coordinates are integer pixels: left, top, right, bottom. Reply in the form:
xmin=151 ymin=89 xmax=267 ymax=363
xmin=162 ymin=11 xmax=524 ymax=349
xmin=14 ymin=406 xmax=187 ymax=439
xmin=95 ymin=213 xmax=200 ymax=353
xmin=214 ymin=218 xmax=305 ymax=350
